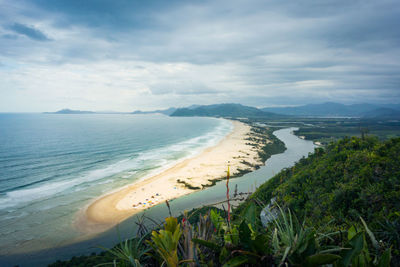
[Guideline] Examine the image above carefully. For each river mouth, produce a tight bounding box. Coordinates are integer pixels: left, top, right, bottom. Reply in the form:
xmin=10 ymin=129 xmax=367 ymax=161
xmin=0 ymin=127 xmax=315 ymax=267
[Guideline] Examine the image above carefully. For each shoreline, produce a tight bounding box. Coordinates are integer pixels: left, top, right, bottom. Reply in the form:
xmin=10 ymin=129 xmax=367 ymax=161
xmin=0 ymin=127 xmax=318 ymax=267
xmin=76 ymin=120 xmax=269 ymax=234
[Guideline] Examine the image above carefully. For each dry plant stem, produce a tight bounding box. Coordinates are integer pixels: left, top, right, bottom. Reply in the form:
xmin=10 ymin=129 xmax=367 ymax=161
xmin=226 ymin=165 xmax=231 ymax=226
xmin=166 ymin=200 xmax=172 ymax=217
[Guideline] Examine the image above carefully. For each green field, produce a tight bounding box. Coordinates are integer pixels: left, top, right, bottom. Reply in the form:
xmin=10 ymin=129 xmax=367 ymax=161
xmin=239 ymin=117 xmax=400 ymax=145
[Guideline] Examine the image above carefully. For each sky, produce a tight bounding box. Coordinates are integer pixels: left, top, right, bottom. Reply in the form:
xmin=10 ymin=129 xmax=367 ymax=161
xmin=0 ymin=0 xmax=399 ymax=112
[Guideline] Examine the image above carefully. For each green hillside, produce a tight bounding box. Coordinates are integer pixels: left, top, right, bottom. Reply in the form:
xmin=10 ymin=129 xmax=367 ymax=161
xmin=247 ymin=136 xmax=399 ymax=226
xmin=170 ymin=103 xmax=281 ymax=118
xmin=239 ymin=136 xmax=400 ymax=261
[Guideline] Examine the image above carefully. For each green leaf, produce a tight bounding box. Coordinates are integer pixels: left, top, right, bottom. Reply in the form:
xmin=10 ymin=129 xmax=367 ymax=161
xmin=242 ymin=202 xmax=257 ymax=227
xmin=210 ymin=209 xmax=223 ymax=232
xmin=225 ymin=225 xmax=240 ymax=246
xmin=341 ymin=232 xmax=364 ymax=267
xmin=298 ymin=230 xmax=317 ymax=257
xmin=360 ymin=216 xmax=379 ymax=251
xmin=280 ymin=246 xmax=291 ymax=266
xmin=347 ymin=225 xmax=357 ymax=240
xmin=252 ymin=234 xmax=269 ymax=254
xmin=192 ymin=238 xmax=221 ymax=251
xmin=272 ymin=228 xmax=279 ymax=253
xmin=219 ymin=247 xmax=230 ymax=264
xmin=377 ymin=248 xmax=391 ymax=267
xmin=164 ymin=217 xmax=179 ymax=233
xmin=304 ymin=253 xmax=341 ymax=267
xmin=222 ymin=256 xmax=248 ymax=267
xmin=239 ymin=220 xmax=252 ymax=249
xmin=149 ymin=217 xmax=182 ymax=267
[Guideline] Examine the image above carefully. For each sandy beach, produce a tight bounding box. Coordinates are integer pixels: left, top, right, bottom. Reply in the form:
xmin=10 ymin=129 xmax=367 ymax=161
xmin=77 ymin=120 xmax=268 ymax=233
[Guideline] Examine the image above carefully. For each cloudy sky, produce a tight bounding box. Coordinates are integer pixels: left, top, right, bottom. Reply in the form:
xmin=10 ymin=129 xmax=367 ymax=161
xmin=1 ymin=0 xmax=399 ymax=112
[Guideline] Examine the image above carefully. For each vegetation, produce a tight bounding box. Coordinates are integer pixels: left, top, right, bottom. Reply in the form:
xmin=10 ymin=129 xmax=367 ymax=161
xmin=170 ymin=103 xmax=283 ymax=118
xmin=261 ymin=102 xmax=400 ymax=118
xmin=49 ymin=207 xmax=393 ymax=266
xmin=238 ymin=116 xmax=400 ymax=145
xmin=252 ymin=126 xmax=286 ymax=163
xmin=49 ymin=136 xmax=399 ymax=266
xmin=239 ymin=136 xmax=400 ymax=262
xmin=177 ymin=124 xmax=286 ymax=190
xmin=293 ymin=119 xmax=400 ymax=144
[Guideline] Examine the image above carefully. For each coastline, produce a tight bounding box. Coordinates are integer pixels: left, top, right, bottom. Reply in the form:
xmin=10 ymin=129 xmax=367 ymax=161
xmin=0 ymin=127 xmax=318 ymax=267
xmin=76 ymin=120 xmax=269 ymax=234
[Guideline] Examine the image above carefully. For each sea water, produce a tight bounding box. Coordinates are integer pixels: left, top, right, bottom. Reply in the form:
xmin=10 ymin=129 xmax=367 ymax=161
xmin=0 ymin=113 xmax=233 ymax=254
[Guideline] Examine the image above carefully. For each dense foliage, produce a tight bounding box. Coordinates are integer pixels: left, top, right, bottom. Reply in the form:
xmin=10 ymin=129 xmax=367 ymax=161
xmin=49 ymin=207 xmax=393 ymax=267
xmin=242 ymin=136 xmax=400 ymax=261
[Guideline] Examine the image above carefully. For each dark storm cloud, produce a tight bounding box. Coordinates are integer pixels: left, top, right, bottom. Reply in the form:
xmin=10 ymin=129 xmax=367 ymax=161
xmin=0 ymin=0 xmax=399 ymax=112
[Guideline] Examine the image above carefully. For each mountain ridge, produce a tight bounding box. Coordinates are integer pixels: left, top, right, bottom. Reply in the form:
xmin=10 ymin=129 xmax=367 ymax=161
xmin=132 ymin=107 xmax=177 ymax=115
xmin=45 ymin=102 xmax=400 ymax=119
xmin=170 ymin=103 xmax=282 ymax=118
xmin=45 ymin=109 xmax=95 ymax=114
xmin=262 ymin=102 xmax=400 ymax=118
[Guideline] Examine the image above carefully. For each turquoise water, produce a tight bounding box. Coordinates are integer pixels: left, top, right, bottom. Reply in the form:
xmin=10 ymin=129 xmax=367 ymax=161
xmin=0 ymin=113 xmax=232 ymax=254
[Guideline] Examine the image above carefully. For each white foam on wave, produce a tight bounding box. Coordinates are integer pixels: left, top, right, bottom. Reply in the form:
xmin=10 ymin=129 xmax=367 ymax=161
xmin=131 ymin=119 xmax=233 ymax=183
xmin=0 ymin=119 xmax=233 ymax=210
xmin=0 ymin=159 xmax=141 ymax=209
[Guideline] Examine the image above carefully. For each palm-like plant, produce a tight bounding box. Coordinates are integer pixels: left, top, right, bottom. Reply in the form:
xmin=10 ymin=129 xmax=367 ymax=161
xmin=271 ymin=205 xmax=341 ymax=266
xmin=179 ymin=211 xmax=196 ymax=267
xmin=97 ymin=234 xmax=150 ymax=267
xmin=148 ymin=217 xmax=182 ymax=267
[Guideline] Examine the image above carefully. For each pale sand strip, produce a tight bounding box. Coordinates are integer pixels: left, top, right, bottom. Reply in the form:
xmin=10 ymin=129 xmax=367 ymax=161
xmin=76 ymin=120 xmax=267 ymax=233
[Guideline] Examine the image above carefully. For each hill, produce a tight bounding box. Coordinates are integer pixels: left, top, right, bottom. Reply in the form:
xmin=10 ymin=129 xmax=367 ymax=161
xmin=132 ymin=107 xmax=177 ymax=115
xmin=363 ymin=107 xmax=400 ymax=119
xmin=46 ymin=109 xmax=95 ymax=114
xmin=262 ymin=102 xmax=400 ymax=118
xmin=243 ymin=136 xmax=399 ymax=244
xmin=170 ymin=103 xmax=282 ymax=118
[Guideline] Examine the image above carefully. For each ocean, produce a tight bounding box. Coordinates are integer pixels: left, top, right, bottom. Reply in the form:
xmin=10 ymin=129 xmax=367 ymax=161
xmin=0 ymin=113 xmax=233 ymax=254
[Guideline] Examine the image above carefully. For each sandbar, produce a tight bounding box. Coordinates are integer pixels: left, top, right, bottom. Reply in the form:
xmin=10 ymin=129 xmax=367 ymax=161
xmin=76 ymin=120 xmax=269 ymax=233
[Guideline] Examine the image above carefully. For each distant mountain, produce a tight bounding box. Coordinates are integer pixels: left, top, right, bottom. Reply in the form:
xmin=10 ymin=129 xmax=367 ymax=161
xmin=383 ymin=104 xmax=400 ymax=111
xmin=362 ymin=108 xmax=400 ymax=119
xmin=262 ymin=102 xmax=400 ymax=118
xmin=46 ymin=109 xmax=95 ymax=114
xmin=132 ymin=107 xmax=177 ymax=115
xmin=186 ymin=104 xmax=201 ymax=110
xmin=170 ymin=103 xmax=281 ymax=118
xmin=95 ymin=111 xmax=130 ymax=114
